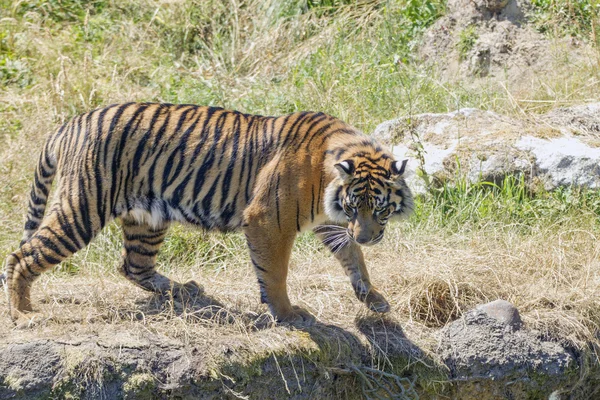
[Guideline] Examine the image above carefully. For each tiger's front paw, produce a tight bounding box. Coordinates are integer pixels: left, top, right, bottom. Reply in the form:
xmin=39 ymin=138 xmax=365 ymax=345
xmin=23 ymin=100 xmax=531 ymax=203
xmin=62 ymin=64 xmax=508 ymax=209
xmin=275 ymin=305 xmax=316 ymax=326
xmin=365 ymin=288 xmax=391 ymax=313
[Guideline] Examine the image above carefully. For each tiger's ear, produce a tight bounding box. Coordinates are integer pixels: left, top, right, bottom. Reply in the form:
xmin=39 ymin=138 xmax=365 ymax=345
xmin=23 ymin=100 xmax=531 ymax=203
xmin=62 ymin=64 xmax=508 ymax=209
xmin=391 ymin=159 xmax=408 ymax=176
xmin=334 ymin=160 xmax=355 ymax=181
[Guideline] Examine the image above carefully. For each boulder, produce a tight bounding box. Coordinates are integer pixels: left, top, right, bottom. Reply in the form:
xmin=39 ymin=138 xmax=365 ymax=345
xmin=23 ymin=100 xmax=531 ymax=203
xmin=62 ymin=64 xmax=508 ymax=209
xmin=438 ymin=301 xmax=577 ymax=399
xmin=372 ymin=104 xmax=600 ymax=194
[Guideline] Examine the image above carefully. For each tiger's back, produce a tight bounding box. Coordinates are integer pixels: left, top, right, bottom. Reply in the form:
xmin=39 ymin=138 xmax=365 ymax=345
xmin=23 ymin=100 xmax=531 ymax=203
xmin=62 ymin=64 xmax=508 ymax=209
xmin=42 ymin=103 xmax=336 ymax=232
xmin=4 ymin=103 xmax=413 ymax=325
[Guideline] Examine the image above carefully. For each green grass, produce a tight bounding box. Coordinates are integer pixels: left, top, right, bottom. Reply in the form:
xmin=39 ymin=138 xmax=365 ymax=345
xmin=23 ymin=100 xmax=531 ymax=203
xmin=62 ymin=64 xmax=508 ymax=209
xmin=529 ymin=0 xmax=600 ymax=40
xmin=414 ymin=174 xmax=600 ymax=233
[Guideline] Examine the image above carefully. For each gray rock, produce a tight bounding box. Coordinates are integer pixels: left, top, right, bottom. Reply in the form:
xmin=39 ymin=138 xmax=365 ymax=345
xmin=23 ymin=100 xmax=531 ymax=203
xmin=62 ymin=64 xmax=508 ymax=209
xmin=372 ymin=104 xmax=600 ymax=194
xmin=476 ymin=299 xmax=522 ymax=329
xmin=0 ymin=341 xmax=61 ymax=397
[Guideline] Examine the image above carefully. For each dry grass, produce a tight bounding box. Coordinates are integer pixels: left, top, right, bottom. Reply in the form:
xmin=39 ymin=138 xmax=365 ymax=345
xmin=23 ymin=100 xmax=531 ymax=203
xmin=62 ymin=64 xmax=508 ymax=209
xmin=1 ymin=211 xmax=599 ymax=354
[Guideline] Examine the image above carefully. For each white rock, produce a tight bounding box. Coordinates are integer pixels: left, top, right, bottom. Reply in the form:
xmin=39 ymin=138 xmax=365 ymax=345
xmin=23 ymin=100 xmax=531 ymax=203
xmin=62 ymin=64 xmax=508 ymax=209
xmin=372 ymin=104 xmax=600 ymax=194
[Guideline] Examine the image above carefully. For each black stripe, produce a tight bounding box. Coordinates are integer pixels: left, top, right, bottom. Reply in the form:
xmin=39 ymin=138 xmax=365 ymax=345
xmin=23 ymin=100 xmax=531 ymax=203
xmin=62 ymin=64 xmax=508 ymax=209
xmin=24 ymin=260 xmax=40 ymax=278
xmin=65 ymin=193 xmax=91 ymax=244
xmin=295 ymin=113 xmax=328 ymax=150
xmin=161 ymin=107 xmax=197 ymax=193
xmin=244 ymin=116 xmax=258 ymax=203
xmin=280 ymin=112 xmax=310 ymax=148
xmin=201 ymin=173 xmax=221 ymax=218
xmin=146 ymin=105 xmax=176 ymax=192
xmin=192 ymin=111 xmax=229 ymax=203
xmin=318 ymin=128 xmax=357 ymax=147
xmin=34 ymin=173 xmax=49 ymax=197
xmin=133 ymin=104 xmax=165 ymax=168
xmin=190 ymin=107 xmax=219 ymax=160
xmin=317 ymin=175 xmax=323 ymax=214
xmin=273 ymin=114 xmax=292 ymax=147
xmin=79 ymin=160 xmax=95 ymax=239
xmin=75 ymin=110 xmax=94 ymax=160
xmin=287 ymin=113 xmax=317 ymax=146
xmin=24 ymin=220 xmax=38 ymax=230
xmin=110 ymin=104 xmax=149 ymax=211
xmin=55 ymin=207 xmax=80 ymax=248
xmin=103 ymin=103 xmax=135 ymax=165
xmin=126 ymin=259 xmax=153 ymax=273
xmin=40 ymin=251 xmax=61 ymax=266
xmin=125 ymin=245 xmax=159 ymax=257
xmin=125 ymin=234 xmax=166 ymax=246
xmin=171 ymin=170 xmax=194 ymax=207
xmin=220 ymin=113 xmax=241 ymax=209
xmin=256 ymin=277 xmax=268 ymax=304
xmin=40 ymin=160 xmax=55 ymax=179
xmin=94 ymin=106 xmax=112 ymax=224
xmin=221 ymin=193 xmax=238 ymax=227
xmin=30 ymin=195 xmax=46 ymax=206
xmin=43 ymin=227 xmax=79 ymax=254
xmin=305 ymin=121 xmax=336 ymax=147
xmin=251 ymin=259 xmax=266 ymax=273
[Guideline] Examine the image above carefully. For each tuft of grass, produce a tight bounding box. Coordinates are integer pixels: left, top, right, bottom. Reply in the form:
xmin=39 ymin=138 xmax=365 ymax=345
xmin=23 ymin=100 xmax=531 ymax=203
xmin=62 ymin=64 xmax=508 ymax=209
xmin=457 ymin=25 xmax=478 ymax=61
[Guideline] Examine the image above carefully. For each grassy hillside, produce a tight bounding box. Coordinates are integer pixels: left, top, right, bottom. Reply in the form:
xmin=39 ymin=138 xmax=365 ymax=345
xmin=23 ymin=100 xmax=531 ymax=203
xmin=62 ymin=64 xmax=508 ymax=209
xmin=1 ymin=0 xmax=600 ymax=395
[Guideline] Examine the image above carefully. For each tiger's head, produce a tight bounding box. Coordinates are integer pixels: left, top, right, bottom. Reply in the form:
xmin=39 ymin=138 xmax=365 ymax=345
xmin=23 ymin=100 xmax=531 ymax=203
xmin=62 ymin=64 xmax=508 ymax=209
xmin=325 ymin=157 xmax=413 ymax=246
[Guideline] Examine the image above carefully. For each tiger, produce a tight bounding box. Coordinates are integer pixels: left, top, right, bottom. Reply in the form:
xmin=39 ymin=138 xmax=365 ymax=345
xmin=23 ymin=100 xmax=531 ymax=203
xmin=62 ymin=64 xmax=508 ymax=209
xmin=2 ymin=103 xmax=413 ymax=325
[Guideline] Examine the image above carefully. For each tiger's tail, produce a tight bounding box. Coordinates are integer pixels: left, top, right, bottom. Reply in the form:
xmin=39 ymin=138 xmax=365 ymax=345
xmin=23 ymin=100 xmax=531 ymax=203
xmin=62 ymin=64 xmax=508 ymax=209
xmin=20 ymin=139 xmax=58 ymax=245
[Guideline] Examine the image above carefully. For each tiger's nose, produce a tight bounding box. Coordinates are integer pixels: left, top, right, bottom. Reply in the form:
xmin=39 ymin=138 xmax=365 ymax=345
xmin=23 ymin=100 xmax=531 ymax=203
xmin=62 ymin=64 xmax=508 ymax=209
xmin=355 ymin=234 xmax=370 ymax=244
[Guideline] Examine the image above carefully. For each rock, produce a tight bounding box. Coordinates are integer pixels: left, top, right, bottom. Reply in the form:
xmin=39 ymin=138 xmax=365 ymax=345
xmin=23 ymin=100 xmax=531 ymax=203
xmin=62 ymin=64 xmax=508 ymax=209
xmin=476 ymin=299 xmax=522 ymax=329
xmin=372 ymin=104 xmax=600 ymax=194
xmin=0 ymin=341 xmax=61 ymax=398
xmin=543 ymin=103 xmax=600 ymax=135
xmin=438 ymin=305 xmax=578 ymax=398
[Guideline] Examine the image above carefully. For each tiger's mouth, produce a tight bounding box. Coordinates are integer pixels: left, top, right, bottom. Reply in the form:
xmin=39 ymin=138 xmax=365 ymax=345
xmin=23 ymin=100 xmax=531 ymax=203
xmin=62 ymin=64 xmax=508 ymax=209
xmin=346 ymin=229 xmax=384 ymax=246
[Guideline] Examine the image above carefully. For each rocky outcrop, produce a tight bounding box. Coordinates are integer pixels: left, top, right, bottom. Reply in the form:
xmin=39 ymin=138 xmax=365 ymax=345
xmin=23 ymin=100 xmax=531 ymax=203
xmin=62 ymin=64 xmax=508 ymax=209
xmin=373 ymin=104 xmax=600 ymax=194
xmin=439 ymin=300 xmax=577 ymax=399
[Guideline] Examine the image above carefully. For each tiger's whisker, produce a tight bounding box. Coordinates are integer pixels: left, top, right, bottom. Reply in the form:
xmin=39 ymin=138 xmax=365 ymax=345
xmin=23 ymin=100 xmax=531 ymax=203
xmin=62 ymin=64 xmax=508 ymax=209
xmin=321 ymin=233 xmax=346 ymax=244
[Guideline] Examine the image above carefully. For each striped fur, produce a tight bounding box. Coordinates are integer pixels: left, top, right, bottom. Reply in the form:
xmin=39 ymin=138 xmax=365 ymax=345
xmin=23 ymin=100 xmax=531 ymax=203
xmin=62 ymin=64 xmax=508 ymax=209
xmin=2 ymin=103 xmax=413 ymax=324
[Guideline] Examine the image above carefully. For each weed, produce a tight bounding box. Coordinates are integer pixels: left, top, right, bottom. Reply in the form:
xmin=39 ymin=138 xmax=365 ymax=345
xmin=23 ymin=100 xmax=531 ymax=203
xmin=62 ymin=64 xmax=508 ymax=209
xmin=457 ymin=25 xmax=478 ymax=61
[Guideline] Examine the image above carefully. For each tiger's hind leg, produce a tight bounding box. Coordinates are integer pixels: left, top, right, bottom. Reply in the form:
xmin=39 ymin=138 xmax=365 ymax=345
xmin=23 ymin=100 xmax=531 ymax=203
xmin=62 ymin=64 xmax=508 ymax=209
xmin=119 ymin=216 xmax=203 ymax=298
xmin=6 ymin=208 xmax=99 ymax=321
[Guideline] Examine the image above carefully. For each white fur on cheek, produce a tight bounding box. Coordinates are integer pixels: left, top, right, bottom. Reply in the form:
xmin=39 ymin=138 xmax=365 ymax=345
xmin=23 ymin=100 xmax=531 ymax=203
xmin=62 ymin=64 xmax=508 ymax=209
xmin=324 ymin=181 xmax=347 ymax=223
